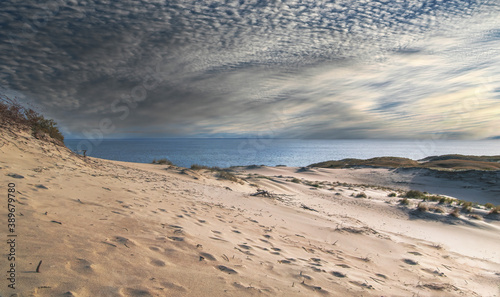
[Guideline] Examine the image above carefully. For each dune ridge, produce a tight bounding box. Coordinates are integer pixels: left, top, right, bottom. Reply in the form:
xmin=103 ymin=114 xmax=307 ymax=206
xmin=310 ymin=155 xmax=500 ymax=171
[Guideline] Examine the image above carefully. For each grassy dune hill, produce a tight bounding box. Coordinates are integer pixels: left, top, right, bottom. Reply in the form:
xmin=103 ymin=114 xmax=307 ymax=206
xmin=310 ymin=155 xmax=500 ymax=171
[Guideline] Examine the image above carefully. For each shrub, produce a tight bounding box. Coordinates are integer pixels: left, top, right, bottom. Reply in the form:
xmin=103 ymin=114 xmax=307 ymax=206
xmin=461 ymin=201 xmax=473 ymax=213
xmin=355 ymin=192 xmax=367 ymax=198
xmin=152 ymin=158 xmax=173 ymax=165
xmin=291 ymin=178 xmax=301 ymax=183
xmin=405 ymin=190 xmax=425 ymax=199
xmin=438 ymin=197 xmax=448 ymax=204
xmin=216 ymin=170 xmax=239 ymax=182
xmin=191 ymin=164 xmax=209 ymax=170
xmin=427 ymin=195 xmax=442 ymax=202
xmin=489 ymin=206 xmax=500 ymax=215
xmin=0 ymin=96 xmax=64 ymax=143
xmin=484 ymin=203 xmax=495 ymax=209
xmin=399 ymin=198 xmax=410 ymax=205
xmin=388 ymin=192 xmax=397 ymax=197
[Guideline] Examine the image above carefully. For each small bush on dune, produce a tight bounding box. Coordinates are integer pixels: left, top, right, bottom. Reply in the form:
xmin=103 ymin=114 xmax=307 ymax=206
xmin=191 ymin=164 xmax=210 ymax=170
xmin=399 ymin=198 xmax=410 ymax=205
xmin=489 ymin=206 xmax=500 ymax=215
xmin=291 ymin=178 xmax=301 ymax=183
xmin=187 ymin=165 xmax=239 ymax=182
xmin=355 ymin=192 xmax=367 ymax=198
xmin=439 ymin=197 xmax=448 ymax=204
xmin=405 ymin=190 xmax=425 ymax=199
xmin=426 ymin=195 xmax=442 ymax=202
xmin=152 ymin=158 xmax=173 ymax=165
xmin=216 ymin=170 xmax=239 ymax=182
xmin=1 ymin=96 xmax=64 ymax=143
xmin=484 ymin=203 xmax=495 ymax=209
xmin=388 ymin=192 xmax=397 ymax=197
xmin=461 ymin=201 xmax=473 ymax=213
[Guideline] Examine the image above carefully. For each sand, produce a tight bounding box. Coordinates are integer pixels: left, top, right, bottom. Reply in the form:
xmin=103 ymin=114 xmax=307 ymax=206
xmin=1 ymin=127 xmax=499 ymax=297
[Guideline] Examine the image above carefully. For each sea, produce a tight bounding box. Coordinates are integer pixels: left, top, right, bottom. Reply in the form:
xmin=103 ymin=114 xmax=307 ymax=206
xmin=63 ymin=138 xmax=500 ymax=168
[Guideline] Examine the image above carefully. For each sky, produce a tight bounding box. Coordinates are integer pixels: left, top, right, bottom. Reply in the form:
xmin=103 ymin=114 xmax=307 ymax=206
xmin=1 ymin=0 xmax=500 ymax=140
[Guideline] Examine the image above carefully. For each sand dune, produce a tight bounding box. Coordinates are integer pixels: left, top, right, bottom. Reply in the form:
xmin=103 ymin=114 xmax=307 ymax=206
xmin=1 ymin=128 xmax=499 ymax=296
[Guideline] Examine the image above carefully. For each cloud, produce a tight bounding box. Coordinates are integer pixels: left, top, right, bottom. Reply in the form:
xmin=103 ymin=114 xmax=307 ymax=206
xmin=1 ymin=0 xmax=500 ymax=139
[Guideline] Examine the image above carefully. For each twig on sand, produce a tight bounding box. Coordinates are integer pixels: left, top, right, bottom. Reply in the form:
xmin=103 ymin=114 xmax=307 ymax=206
xmin=36 ymin=260 xmax=42 ymax=273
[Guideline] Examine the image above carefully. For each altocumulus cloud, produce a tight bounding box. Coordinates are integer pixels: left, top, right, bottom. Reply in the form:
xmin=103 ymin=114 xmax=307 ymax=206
xmin=1 ymin=0 xmax=500 ymax=139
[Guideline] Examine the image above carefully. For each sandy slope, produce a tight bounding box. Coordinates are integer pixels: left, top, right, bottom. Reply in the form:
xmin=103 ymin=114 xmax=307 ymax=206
xmin=1 ymin=128 xmax=499 ymax=297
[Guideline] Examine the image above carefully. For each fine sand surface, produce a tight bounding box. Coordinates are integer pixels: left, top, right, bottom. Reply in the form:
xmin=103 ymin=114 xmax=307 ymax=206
xmin=1 ymin=128 xmax=500 ymax=297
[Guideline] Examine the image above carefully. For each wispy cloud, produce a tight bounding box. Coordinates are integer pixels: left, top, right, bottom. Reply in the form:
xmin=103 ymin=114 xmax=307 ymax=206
xmin=1 ymin=0 xmax=499 ymax=139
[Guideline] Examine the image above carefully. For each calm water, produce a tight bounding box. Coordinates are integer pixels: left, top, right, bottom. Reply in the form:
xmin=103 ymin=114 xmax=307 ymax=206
xmin=64 ymin=138 xmax=500 ymax=168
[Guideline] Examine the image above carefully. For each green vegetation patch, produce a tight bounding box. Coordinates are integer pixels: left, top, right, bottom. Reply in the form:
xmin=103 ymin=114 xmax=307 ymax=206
xmin=1 ymin=96 xmax=64 ymax=143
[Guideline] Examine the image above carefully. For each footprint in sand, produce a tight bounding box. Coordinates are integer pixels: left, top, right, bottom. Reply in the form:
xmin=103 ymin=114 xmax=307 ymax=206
xmin=120 ymin=288 xmax=153 ymax=297
xmin=403 ymin=258 xmax=419 ymax=265
xmin=161 ymin=282 xmax=187 ymax=293
xmin=300 ymin=282 xmax=328 ymax=294
xmin=217 ymin=265 xmax=238 ymax=274
xmin=238 ymin=244 xmax=252 ymax=250
xmin=149 ymin=258 xmax=166 ymax=267
xmin=331 ymin=271 xmax=347 ymax=278
xmin=113 ymin=236 xmax=135 ymax=248
xmin=199 ymin=252 xmax=217 ymax=261
xmin=66 ymin=258 xmax=95 ymax=274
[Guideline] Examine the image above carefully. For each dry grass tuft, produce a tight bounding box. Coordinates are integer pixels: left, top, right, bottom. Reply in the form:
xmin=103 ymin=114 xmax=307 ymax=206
xmin=449 ymin=208 xmax=460 ymax=217
xmin=417 ymin=203 xmax=429 ymax=212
